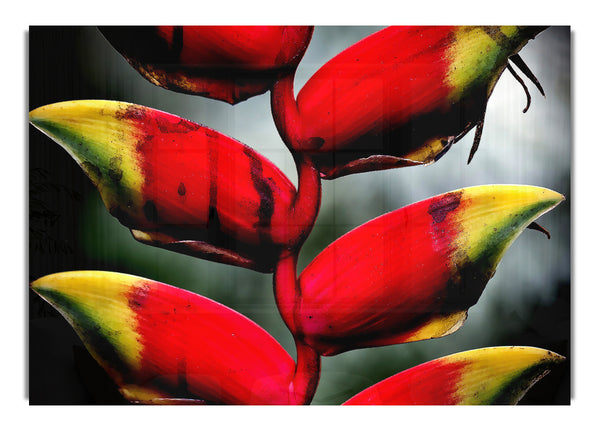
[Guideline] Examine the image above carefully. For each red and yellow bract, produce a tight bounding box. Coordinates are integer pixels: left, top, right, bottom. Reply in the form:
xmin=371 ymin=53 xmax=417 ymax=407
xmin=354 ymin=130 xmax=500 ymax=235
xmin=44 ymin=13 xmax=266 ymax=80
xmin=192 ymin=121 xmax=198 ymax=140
xmin=343 ymin=347 xmax=565 ymax=405
xmin=278 ymin=185 xmax=563 ymax=356
xmin=29 ymin=100 xmax=321 ymax=273
xmin=30 ymin=271 xmax=296 ymax=404
xmin=274 ymin=26 xmax=545 ymax=178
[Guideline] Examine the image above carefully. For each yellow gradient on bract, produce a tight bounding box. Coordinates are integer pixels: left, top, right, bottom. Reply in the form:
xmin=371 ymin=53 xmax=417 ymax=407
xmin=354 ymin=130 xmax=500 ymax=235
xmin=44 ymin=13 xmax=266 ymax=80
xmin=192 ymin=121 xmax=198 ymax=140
xmin=452 ymin=185 xmax=564 ymax=268
xmin=31 ymin=271 xmax=143 ymax=380
xmin=446 ymin=26 xmax=522 ymax=102
xmin=402 ymin=311 xmax=467 ymax=343
xmin=29 ymin=100 xmax=145 ymax=211
xmin=451 ymin=346 xmax=565 ymax=404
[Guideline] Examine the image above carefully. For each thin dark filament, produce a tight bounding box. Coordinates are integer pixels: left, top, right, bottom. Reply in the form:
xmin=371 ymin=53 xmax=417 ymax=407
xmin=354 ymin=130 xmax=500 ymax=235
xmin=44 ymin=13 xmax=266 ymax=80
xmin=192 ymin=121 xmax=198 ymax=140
xmin=507 ymin=63 xmax=532 ymax=113
xmin=467 ymin=109 xmax=486 ymax=165
xmin=509 ymin=54 xmax=545 ymax=96
xmin=527 ymin=221 xmax=551 ymax=239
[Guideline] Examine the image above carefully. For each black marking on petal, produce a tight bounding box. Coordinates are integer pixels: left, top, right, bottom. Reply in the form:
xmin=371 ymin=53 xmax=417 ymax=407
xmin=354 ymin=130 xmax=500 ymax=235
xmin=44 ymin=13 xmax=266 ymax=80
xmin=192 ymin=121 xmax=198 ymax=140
xmin=307 ymin=137 xmax=325 ymax=149
xmin=244 ymin=147 xmax=275 ymax=230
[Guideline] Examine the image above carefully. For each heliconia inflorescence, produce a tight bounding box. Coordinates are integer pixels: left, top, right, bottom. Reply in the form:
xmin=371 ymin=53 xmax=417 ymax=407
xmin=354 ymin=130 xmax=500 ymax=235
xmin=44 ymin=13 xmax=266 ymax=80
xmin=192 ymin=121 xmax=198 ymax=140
xmin=274 ymin=185 xmax=563 ymax=356
xmin=343 ymin=347 xmax=565 ymax=405
xmin=29 ymin=25 xmax=566 ymax=405
xmin=100 ymin=26 xmax=314 ymax=104
xmin=29 ymin=100 xmax=321 ymax=273
xmin=272 ymin=26 xmax=547 ymax=178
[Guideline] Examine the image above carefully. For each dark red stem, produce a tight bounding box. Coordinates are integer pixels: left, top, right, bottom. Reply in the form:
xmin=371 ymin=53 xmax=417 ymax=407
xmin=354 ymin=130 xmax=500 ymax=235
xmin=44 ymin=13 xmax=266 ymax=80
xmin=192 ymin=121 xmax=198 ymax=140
xmin=273 ymin=252 xmax=321 ymax=405
xmin=271 ymin=73 xmax=324 ymax=152
xmin=284 ymin=151 xmax=322 ymax=253
xmin=270 ymin=72 xmax=322 ymax=254
xmin=271 ymin=72 xmax=323 ymax=405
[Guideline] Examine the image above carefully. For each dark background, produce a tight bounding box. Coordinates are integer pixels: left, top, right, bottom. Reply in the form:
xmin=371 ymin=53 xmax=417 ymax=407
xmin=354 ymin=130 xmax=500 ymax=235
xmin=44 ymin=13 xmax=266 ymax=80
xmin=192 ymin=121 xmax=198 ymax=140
xmin=28 ymin=26 xmax=571 ymax=404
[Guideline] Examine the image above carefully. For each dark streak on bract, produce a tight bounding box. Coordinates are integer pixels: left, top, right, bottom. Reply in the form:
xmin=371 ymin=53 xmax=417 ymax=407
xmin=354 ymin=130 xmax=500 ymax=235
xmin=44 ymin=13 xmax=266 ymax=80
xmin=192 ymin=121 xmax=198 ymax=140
xmin=307 ymin=137 xmax=325 ymax=149
xmin=244 ymin=147 xmax=274 ymax=230
xmin=428 ymin=191 xmax=463 ymax=224
xmin=143 ymin=200 xmax=159 ymax=224
xmin=178 ymin=182 xmax=186 ymax=196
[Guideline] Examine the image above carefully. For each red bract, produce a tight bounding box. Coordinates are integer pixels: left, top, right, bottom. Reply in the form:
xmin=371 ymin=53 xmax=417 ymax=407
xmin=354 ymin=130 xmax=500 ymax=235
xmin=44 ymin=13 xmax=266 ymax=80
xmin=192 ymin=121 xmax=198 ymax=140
xmin=29 ymin=100 xmax=321 ymax=272
xmin=272 ymin=26 xmax=546 ymax=178
xmin=31 ymin=271 xmax=299 ymax=404
xmin=275 ymin=185 xmax=563 ymax=356
xmin=100 ymin=26 xmax=314 ymax=104
xmin=343 ymin=347 xmax=565 ymax=405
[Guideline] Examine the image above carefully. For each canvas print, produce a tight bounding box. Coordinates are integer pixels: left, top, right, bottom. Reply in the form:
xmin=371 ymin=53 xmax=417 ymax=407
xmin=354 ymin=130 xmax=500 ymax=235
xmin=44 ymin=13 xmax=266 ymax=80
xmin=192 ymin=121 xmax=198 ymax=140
xmin=29 ymin=26 xmax=570 ymax=405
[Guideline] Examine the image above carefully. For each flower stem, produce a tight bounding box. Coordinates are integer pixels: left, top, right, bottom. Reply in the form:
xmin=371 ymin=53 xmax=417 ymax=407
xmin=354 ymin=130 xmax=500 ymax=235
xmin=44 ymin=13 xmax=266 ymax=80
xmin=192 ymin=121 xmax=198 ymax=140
xmin=292 ymin=338 xmax=321 ymax=405
xmin=270 ymin=72 xmax=322 ymax=254
xmin=271 ymin=71 xmax=323 ymax=405
xmin=273 ymin=252 xmax=321 ymax=405
xmin=271 ymin=73 xmax=325 ymax=152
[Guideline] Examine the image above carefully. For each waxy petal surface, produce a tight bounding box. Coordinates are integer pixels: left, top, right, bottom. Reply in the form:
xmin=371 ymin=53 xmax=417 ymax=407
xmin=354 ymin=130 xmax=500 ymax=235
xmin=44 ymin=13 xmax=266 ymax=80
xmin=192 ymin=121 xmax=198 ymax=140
xmin=30 ymin=271 xmax=296 ymax=404
xmin=294 ymin=185 xmax=563 ymax=356
xmin=100 ymin=26 xmax=313 ymax=104
xmin=29 ymin=100 xmax=299 ymax=272
xmin=293 ymin=26 xmax=545 ymax=178
xmin=344 ymin=347 xmax=565 ymax=405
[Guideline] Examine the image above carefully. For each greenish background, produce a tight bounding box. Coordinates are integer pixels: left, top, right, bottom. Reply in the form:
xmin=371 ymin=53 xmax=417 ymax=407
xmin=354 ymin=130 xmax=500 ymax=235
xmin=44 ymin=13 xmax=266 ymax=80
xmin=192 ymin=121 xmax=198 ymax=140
xmin=28 ymin=26 xmax=570 ymax=404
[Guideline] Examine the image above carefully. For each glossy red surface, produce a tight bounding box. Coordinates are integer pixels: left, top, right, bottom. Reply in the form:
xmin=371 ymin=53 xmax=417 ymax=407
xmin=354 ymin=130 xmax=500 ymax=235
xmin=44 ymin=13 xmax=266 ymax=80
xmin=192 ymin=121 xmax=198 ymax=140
xmin=129 ymin=279 xmax=295 ymax=404
xmin=296 ymin=192 xmax=463 ymax=355
xmin=344 ymin=358 xmax=463 ymax=404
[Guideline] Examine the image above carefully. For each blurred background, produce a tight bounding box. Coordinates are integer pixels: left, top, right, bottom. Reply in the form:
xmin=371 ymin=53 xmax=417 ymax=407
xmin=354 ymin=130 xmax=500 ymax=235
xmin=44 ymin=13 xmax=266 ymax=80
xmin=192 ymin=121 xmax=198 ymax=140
xmin=28 ymin=26 xmax=570 ymax=404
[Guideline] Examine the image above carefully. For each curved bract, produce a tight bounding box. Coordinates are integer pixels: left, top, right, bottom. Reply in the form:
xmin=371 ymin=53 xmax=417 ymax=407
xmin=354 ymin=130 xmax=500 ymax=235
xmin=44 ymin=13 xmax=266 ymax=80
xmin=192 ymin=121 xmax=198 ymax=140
xmin=292 ymin=26 xmax=545 ymax=178
xmin=29 ymin=100 xmax=308 ymax=272
xmin=30 ymin=271 xmax=296 ymax=405
xmin=287 ymin=185 xmax=563 ymax=356
xmin=100 ymin=26 xmax=314 ymax=104
xmin=343 ymin=347 xmax=565 ymax=405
